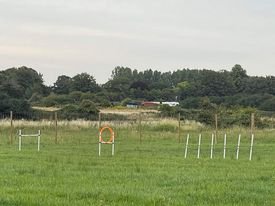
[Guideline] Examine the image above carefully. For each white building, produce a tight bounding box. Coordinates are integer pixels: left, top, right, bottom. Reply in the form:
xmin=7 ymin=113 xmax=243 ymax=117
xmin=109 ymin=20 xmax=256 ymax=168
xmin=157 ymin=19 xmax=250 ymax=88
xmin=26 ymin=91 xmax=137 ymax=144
xmin=162 ymin=102 xmax=179 ymax=107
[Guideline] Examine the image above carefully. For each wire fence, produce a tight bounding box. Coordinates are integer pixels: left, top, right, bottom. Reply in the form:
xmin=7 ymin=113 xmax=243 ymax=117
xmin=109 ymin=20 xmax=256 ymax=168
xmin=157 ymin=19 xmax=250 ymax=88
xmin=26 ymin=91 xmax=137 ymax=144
xmin=0 ymin=110 xmax=274 ymax=148
xmin=1 ymin=110 xmax=275 ymax=133
xmin=0 ymin=110 xmax=274 ymax=161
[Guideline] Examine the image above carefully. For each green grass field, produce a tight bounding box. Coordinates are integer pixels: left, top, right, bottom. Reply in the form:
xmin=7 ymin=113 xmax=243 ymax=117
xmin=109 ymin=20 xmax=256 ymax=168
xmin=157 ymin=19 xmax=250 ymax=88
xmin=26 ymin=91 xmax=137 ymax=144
xmin=0 ymin=123 xmax=274 ymax=205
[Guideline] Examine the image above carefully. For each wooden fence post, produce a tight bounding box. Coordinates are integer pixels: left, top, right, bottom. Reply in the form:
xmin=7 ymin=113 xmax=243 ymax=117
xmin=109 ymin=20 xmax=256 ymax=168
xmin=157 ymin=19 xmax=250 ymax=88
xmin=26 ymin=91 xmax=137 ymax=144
xmin=10 ymin=111 xmax=13 ymax=144
xmin=55 ymin=112 xmax=58 ymax=144
xmin=178 ymin=113 xmax=181 ymax=143
xmin=215 ymin=114 xmax=218 ymax=144
xmin=139 ymin=112 xmax=142 ymax=143
xmin=98 ymin=112 xmax=102 ymax=129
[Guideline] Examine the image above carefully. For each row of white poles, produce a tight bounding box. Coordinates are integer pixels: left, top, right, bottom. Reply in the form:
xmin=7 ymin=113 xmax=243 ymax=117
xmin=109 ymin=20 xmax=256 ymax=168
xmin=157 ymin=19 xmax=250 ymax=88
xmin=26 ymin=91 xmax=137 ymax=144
xmin=184 ymin=133 xmax=254 ymax=160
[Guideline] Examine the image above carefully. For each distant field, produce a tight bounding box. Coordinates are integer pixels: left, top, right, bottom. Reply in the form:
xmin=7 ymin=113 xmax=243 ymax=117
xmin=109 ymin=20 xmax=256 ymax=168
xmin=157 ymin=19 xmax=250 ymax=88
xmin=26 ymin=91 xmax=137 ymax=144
xmin=32 ymin=106 xmax=160 ymax=114
xmin=0 ymin=122 xmax=274 ymax=205
xmin=100 ymin=107 xmax=159 ymax=113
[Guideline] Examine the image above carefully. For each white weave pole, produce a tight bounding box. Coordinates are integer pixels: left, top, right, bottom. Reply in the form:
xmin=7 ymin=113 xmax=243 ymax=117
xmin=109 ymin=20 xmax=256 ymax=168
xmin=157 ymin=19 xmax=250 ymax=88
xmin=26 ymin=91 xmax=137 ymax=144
xmin=236 ymin=134 xmax=241 ymax=160
xmin=197 ymin=134 xmax=201 ymax=159
xmin=223 ymin=133 xmax=227 ymax=159
xmin=184 ymin=134 xmax=189 ymax=159
xmin=19 ymin=129 xmax=22 ymax=151
xmin=37 ymin=130 xmax=41 ymax=151
xmin=249 ymin=134 xmax=254 ymax=161
xmin=210 ymin=133 xmax=214 ymax=159
xmin=111 ymin=131 xmax=115 ymax=156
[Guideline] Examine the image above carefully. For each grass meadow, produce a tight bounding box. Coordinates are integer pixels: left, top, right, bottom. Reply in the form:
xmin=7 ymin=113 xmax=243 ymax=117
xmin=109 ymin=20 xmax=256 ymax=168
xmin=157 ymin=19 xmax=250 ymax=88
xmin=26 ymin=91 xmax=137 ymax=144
xmin=0 ymin=119 xmax=274 ymax=205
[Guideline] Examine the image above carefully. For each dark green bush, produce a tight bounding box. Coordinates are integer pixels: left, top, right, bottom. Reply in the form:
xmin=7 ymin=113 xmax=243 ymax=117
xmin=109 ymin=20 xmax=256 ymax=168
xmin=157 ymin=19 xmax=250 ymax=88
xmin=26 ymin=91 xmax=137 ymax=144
xmin=58 ymin=100 xmax=99 ymax=120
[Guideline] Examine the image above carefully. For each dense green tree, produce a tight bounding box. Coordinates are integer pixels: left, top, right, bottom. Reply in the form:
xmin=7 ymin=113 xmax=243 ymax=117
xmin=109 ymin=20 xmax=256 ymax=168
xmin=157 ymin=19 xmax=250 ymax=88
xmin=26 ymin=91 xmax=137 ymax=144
xmin=53 ymin=75 xmax=72 ymax=94
xmin=0 ymin=66 xmax=47 ymax=99
xmin=231 ymin=64 xmax=248 ymax=92
xmin=3 ymin=64 xmax=275 ymax=116
xmin=71 ymin=73 xmax=99 ymax=93
xmin=0 ymin=66 xmax=49 ymax=112
xmin=111 ymin=66 xmax=132 ymax=79
xmin=130 ymin=81 xmax=149 ymax=90
xmin=40 ymin=93 xmax=71 ymax=107
xmin=198 ymin=70 xmax=235 ymax=96
xmin=79 ymin=100 xmax=99 ymax=114
xmin=259 ymin=96 xmax=275 ymax=111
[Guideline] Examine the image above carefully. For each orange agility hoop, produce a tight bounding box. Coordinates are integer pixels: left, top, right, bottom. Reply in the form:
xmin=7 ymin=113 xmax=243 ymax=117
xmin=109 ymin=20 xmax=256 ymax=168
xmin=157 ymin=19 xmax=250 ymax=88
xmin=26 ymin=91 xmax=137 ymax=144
xmin=98 ymin=126 xmax=115 ymax=156
xmin=99 ymin=126 xmax=114 ymax=144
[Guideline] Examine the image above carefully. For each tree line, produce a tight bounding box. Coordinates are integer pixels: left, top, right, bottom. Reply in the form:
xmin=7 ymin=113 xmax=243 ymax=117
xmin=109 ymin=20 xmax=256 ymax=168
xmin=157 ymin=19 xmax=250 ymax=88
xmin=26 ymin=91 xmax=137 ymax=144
xmin=1 ymin=65 xmax=275 ymax=120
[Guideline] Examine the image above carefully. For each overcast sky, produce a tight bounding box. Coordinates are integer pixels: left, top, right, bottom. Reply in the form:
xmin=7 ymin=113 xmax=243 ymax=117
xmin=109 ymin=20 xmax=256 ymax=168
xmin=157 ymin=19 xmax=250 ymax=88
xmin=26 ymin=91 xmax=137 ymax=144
xmin=0 ymin=0 xmax=274 ymax=85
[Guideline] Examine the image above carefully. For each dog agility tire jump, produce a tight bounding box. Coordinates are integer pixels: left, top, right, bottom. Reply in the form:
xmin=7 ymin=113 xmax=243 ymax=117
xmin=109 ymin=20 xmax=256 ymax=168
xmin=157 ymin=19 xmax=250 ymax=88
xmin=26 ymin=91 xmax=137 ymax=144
xmin=98 ymin=126 xmax=115 ymax=156
xmin=99 ymin=126 xmax=114 ymax=144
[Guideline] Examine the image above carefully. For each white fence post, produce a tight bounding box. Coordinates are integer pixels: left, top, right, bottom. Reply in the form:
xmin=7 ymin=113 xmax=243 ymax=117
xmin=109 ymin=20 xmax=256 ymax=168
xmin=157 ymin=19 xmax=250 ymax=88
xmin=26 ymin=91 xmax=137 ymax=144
xmin=38 ymin=130 xmax=41 ymax=151
xmin=19 ymin=129 xmax=22 ymax=151
xmin=223 ymin=133 xmax=227 ymax=159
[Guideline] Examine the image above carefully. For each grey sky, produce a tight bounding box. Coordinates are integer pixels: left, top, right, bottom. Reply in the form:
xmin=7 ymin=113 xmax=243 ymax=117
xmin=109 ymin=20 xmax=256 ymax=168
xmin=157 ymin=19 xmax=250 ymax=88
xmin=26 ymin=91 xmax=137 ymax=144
xmin=0 ymin=0 xmax=274 ymax=85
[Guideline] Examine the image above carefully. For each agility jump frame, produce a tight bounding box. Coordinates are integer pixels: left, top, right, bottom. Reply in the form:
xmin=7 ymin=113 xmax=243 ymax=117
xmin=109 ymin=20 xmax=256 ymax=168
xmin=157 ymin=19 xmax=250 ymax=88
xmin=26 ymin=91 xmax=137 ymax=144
xmin=18 ymin=130 xmax=41 ymax=151
xmin=98 ymin=126 xmax=115 ymax=156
